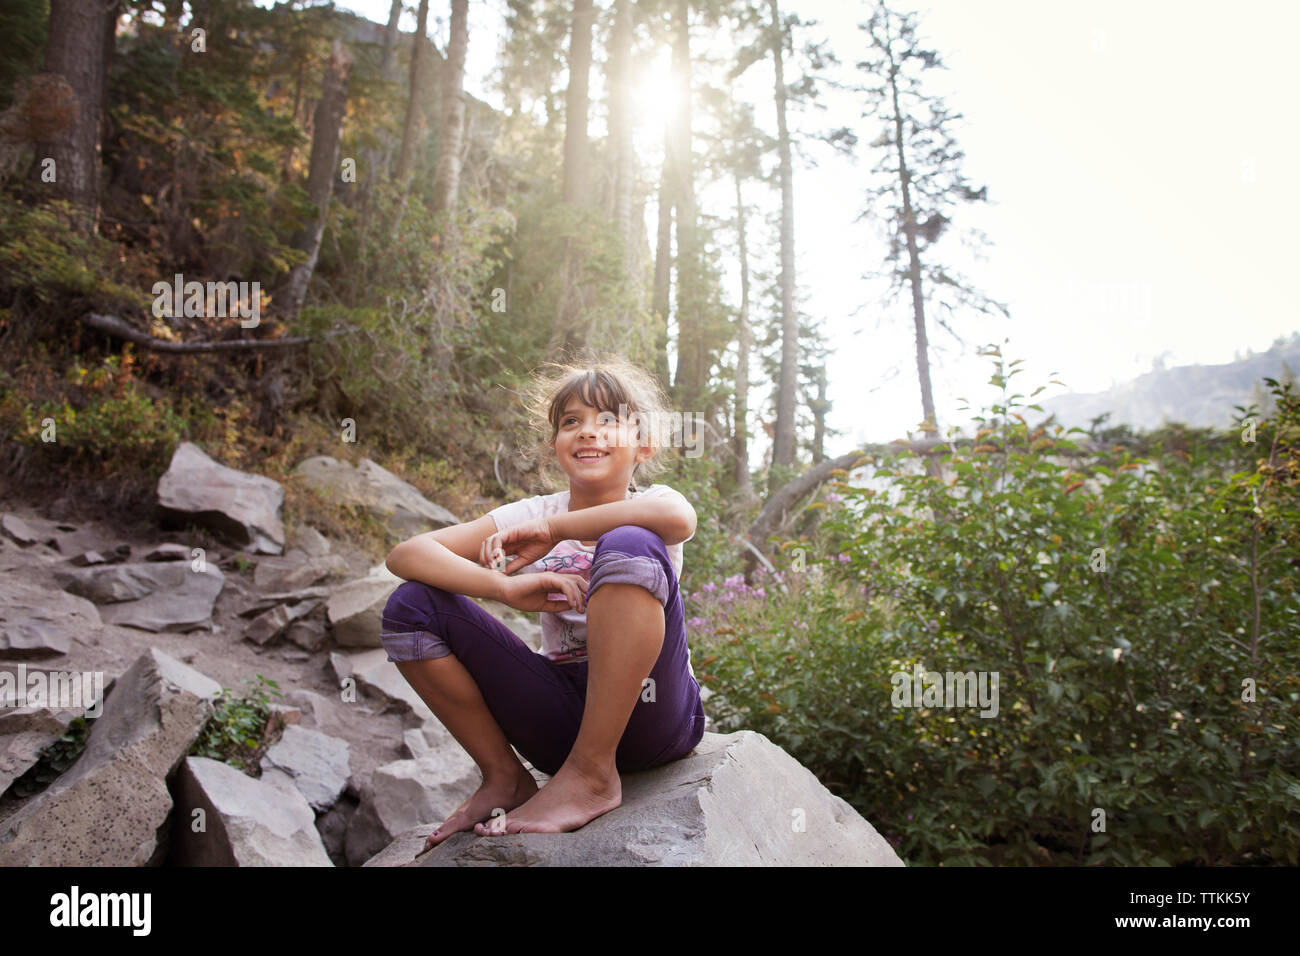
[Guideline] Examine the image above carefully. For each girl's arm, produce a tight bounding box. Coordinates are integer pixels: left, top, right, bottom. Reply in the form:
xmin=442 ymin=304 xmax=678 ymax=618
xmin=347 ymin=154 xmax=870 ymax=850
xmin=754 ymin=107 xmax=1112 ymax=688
xmin=385 ymin=514 xmax=505 ymax=600
xmin=550 ymin=496 xmax=696 ymax=546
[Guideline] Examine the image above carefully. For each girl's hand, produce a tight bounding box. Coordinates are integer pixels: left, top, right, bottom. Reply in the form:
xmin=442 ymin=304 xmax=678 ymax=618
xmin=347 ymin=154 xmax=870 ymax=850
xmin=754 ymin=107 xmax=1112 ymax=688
xmin=480 ymin=517 xmax=557 ymax=575
xmin=496 ymin=572 xmax=588 ymax=614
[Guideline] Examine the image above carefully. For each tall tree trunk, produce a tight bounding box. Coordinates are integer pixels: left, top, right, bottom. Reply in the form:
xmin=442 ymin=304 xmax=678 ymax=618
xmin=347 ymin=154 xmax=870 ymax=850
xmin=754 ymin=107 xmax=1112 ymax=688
xmin=432 ymin=0 xmax=468 ymax=215
xmin=358 ymin=0 xmax=404 ymax=294
xmin=562 ymin=0 xmax=594 ymax=205
xmin=810 ymin=365 xmax=828 ymax=464
xmin=33 ymin=0 xmax=109 ymax=234
xmin=283 ymin=41 xmax=354 ymax=319
xmin=547 ymin=0 xmax=598 ymax=362
xmin=768 ymin=0 xmax=798 ymax=467
xmin=733 ymin=169 xmax=754 ymax=499
xmin=610 ymin=0 xmax=635 ymax=255
xmin=395 ymin=0 xmax=431 ymax=189
xmin=380 ymin=0 xmax=402 ymax=80
xmin=884 ymin=21 xmax=937 ymax=435
xmin=100 ymin=1 xmax=119 ymax=160
xmin=651 ymin=123 xmax=673 ymax=387
xmin=669 ymin=0 xmax=703 ymax=410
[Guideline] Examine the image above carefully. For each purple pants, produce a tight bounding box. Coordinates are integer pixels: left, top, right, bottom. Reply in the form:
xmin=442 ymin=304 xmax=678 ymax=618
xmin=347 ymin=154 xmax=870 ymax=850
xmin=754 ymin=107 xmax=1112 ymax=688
xmin=379 ymin=525 xmax=706 ymax=776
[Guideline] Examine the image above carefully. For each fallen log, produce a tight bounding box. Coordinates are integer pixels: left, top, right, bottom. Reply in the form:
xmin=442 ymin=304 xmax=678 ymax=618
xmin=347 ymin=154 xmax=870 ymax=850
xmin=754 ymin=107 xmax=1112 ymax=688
xmin=80 ymin=312 xmax=355 ymax=353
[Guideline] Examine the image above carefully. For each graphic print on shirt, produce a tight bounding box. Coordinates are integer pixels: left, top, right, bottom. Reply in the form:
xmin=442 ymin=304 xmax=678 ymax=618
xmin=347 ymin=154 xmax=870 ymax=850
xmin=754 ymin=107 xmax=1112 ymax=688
xmin=537 ymin=542 xmax=594 ymax=659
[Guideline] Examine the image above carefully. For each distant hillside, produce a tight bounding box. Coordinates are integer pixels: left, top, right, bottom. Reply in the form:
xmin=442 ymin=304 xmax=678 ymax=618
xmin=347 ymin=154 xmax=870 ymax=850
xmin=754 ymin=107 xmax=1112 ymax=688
xmin=1038 ymin=334 xmax=1300 ymax=433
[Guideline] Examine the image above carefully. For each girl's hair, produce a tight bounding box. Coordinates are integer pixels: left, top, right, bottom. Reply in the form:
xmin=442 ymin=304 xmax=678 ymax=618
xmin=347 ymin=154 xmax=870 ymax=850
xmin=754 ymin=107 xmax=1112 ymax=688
xmin=516 ymin=354 xmax=674 ymax=493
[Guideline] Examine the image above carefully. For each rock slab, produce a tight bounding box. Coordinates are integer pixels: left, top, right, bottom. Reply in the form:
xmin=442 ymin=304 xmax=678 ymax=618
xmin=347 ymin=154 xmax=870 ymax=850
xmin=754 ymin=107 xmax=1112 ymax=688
xmin=0 ymin=649 xmax=222 ymax=866
xmin=364 ymin=730 xmax=904 ymax=867
xmin=294 ymin=455 xmax=458 ymax=542
xmin=52 ymin=561 xmax=226 ymax=632
xmin=172 ymin=756 xmax=334 ymax=866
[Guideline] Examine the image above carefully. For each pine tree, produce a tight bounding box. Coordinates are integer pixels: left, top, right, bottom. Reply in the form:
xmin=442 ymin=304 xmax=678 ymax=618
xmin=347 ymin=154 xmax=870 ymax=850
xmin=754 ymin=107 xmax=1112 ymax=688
xmin=848 ymin=0 xmax=1008 ymax=437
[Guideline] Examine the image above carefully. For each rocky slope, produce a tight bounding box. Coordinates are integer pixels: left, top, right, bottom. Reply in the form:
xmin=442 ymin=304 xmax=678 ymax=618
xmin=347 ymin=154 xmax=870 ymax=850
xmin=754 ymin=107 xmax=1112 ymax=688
xmin=0 ymin=442 xmax=902 ymax=866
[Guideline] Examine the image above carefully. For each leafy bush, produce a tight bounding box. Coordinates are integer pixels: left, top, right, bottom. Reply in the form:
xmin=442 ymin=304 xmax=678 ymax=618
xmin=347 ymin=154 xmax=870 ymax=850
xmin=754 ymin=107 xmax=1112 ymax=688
xmin=190 ymin=675 xmax=286 ymax=773
xmin=0 ymin=196 xmax=146 ymax=318
xmin=693 ymin=344 xmax=1300 ymax=866
xmin=0 ymin=348 xmax=197 ymax=476
xmin=666 ymin=454 xmax=736 ymax=593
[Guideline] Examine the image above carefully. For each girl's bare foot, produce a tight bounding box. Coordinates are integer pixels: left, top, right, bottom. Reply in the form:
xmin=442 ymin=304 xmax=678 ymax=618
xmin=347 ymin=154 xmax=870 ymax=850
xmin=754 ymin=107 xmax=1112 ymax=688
xmin=417 ymin=767 xmax=539 ymax=856
xmin=472 ymin=759 xmax=621 ymax=835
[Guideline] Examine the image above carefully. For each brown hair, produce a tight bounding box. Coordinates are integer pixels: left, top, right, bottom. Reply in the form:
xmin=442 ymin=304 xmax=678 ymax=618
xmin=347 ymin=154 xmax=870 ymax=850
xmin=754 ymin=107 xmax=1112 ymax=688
xmin=514 ymin=354 xmax=674 ymax=493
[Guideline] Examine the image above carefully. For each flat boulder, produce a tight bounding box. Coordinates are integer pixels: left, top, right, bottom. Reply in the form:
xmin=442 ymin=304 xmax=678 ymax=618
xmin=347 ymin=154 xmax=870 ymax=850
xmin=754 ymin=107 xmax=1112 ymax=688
xmin=294 ymin=455 xmax=459 ymax=542
xmin=157 ymin=441 xmax=285 ymax=554
xmin=1 ymin=513 xmax=45 ymax=545
xmin=0 ymin=578 xmax=100 ymax=658
xmin=52 ymin=562 xmax=225 ymax=633
xmin=365 ymin=731 xmax=904 ymax=867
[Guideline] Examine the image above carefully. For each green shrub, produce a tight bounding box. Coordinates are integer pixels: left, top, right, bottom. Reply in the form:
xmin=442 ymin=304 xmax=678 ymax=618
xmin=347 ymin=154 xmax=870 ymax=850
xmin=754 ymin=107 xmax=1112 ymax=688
xmin=1 ymin=350 xmax=194 ymax=474
xmin=693 ymin=344 xmax=1300 ymax=866
xmin=190 ymin=675 xmax=286 ymax=773
xmin=0 ymin=196 xmax=145 ymax=315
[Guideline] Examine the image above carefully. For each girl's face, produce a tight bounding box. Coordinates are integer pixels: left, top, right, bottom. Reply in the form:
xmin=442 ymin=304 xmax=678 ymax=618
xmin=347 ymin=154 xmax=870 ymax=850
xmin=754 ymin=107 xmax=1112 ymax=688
xmin=552 ymin=400 xmax=651 ymax=489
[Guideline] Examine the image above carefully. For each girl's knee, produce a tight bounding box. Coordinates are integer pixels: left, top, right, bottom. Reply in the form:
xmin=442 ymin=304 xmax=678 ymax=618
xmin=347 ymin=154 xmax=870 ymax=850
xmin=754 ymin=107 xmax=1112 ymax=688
xmin=589 ymin=546 xmax=671 ymax=607
xmin=380 ymin=581 xmax=455 ymax=663
xmin=595 ymin=525 xmax=665 ymax=555
xmin=383 ymin=580 xmax=451 ymax=621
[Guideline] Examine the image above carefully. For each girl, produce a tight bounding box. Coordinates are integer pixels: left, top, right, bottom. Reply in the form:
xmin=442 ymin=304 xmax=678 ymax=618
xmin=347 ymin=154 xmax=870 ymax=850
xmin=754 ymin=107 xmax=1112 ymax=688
xmin=381 ymin=359 xmax=706 ymax=853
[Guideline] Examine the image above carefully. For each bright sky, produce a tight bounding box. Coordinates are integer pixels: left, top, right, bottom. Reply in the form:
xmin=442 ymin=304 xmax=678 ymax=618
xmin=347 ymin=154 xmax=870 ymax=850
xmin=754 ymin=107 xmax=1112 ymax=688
xmin=318 ymin=0 xmax=1299 ymax=453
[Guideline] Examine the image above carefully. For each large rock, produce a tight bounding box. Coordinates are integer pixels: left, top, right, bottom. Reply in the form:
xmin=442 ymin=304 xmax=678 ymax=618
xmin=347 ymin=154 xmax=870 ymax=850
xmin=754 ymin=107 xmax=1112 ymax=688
xmin=258 ymin=725 xmax=352 ymax=812
xmin=253 ymin=549 xmax=349 ymax=592
xmin=331 ymin=647 xmax=431 ymax=722
xmin=242 ymin=599 xmax=322 ymax=646
xmin=157 ymin=441 xmax=286 ymax=555
xmin=0 ymin=578 xmax=101 ymax=658
xmin=364 ymin=731 xmax=904 ymax=867
xmin=1 ymin=513 xmax=45 ymax=545
xmin=51 ymin=562 xmax=225 ymax=633
xmin=0 ymin=513 xmax=108 ymax=557
xmin=0 ymin=649 xmax=222 ymax=866
xmin=288 ymin=525 xmax=332 ymax=558
xmin=327 ymin=565 xmax=403 ymax=648
xmin=346 ymin=744 xmax=480 ymax=866
xmin=171 ymin=756 xmax=333 ymax=866
xmin=294 ymin=455 xmax=459 ymax=542
xmin=283 ymin=688 xmax=354 ymax=740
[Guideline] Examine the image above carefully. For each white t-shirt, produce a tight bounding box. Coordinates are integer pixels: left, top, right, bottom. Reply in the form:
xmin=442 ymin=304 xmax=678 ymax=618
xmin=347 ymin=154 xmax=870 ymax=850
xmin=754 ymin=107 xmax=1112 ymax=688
xmin=487 ymin=483 xmax=695 ymax=672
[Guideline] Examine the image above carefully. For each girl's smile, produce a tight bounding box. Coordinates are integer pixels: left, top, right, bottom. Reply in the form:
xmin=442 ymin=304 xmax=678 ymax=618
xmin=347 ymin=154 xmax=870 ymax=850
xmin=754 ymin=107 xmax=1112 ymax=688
xmin=553 ymin=402 xmax=652 ymax=508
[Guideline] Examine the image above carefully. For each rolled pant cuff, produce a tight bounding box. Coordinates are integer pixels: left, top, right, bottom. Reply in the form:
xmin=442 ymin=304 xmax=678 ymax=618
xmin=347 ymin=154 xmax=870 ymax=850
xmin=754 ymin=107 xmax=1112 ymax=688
xmin=589 ymin=551 xmax=669 ymax=606
xmin=379 ymin=628 xmax=453 ymax=663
